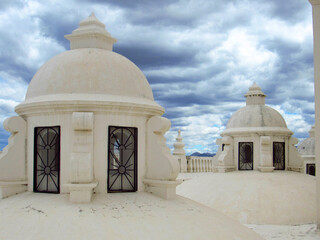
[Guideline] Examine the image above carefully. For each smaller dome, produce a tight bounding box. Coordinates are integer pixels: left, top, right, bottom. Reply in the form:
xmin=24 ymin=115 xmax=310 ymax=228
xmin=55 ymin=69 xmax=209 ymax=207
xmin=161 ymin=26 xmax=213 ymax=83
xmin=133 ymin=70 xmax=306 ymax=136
xmin=226 ymin=105 xmax=287 ymax=129
xmin=298 ymin=126 xmax=315 ymax=156
xmin=223 ymin=83 xmax=291 ymax=134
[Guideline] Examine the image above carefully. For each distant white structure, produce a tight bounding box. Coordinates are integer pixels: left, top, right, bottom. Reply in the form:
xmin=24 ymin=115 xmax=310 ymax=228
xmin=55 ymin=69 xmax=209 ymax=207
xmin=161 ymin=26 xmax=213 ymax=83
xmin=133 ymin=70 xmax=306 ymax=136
xmin=186 ymin=156 xmax=216 ymax=172
xmin=0 ymin=13 xmax=181 ymax=203
xmin=173 ymin=129 xmax=187 ymax=172
xmin=298 ymin=126 xmax=316 ymax=176
xmin=215 ymin=83 xmax=303 ymax=173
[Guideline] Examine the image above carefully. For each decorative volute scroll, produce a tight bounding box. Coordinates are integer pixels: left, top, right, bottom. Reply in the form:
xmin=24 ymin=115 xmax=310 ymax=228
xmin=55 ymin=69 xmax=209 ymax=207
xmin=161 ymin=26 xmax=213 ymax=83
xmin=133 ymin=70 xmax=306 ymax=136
xmin=144 ymin=116 xmax=181 ymax=199
xmin=0 ymin=116 xmax=27 ymax=199
xmin=146 ymin=116 xmax=179 ymax=180
xmin=0 ymin=116 xmax=27 ymax=181
xmin=216 ymin=136 xmax=235 ymax=172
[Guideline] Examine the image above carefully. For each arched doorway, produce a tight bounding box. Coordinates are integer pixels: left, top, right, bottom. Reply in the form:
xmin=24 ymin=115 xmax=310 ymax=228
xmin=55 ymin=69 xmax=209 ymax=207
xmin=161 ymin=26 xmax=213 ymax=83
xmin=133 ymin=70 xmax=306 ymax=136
xmin=238 ymin=142 xmax=253 ymax=170
xmin=108 ymin=126 xmax=137 ymax=192
xmin=306 ymin=163 xmax=316 ymax=176
xmin=273 ymin=142 xmax=285 ymax=170
xmin=34 ymin=126 xmax=60 ymax=193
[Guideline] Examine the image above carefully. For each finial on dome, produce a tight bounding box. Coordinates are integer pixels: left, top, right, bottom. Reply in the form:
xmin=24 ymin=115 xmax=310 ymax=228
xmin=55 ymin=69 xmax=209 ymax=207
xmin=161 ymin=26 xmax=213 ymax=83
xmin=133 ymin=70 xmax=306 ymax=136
xmin=64 ymin=12 xmax=117 ymax=51
xmin=245 ymin=82 xmax=267 ymax=105
xmin=249 ymin=82 xmax=261 ymax=91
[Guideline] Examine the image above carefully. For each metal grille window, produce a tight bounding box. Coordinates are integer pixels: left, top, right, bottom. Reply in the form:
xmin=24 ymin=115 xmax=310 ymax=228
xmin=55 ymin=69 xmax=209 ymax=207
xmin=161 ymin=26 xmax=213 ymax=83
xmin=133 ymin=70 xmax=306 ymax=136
xmin=306 ymin=163 xmax=316 ymax=176
xmin=34 ymin=126 xmax=60 ymax=193
xmin=108 ymin=126 xmax=137 ymax=192
xmin=273 ymin=142 xmax=285 ymax=170
xmin=238 ymin=142 xmax=253 ymax=170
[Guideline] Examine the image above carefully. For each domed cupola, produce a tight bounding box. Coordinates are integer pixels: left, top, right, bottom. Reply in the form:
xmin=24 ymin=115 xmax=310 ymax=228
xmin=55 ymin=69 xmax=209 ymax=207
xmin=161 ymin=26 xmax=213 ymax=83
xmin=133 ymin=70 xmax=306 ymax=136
xmin=7 ymin=13 xmax=179 ymax=203
xmin=215 ymin=82 xmax=302 ymax=173
xmin=16 ymin=13 xmax=163 ymax=116
xmin=298 ymin=126 xmax=315 ymax=156
xmin=223 ymin=82 xmax=291 ymax=135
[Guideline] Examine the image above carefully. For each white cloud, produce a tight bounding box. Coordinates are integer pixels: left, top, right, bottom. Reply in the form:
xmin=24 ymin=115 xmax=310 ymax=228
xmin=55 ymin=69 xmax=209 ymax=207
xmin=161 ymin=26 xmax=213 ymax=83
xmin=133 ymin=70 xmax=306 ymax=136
xmin=0 ymin=0 xmax=315 ymax=153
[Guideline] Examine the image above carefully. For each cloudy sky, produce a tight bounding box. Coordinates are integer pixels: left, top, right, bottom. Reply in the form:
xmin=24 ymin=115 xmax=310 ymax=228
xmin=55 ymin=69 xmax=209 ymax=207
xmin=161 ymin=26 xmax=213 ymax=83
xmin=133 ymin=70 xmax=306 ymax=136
xmin=0 ymin=0 xmax=315 ymax=154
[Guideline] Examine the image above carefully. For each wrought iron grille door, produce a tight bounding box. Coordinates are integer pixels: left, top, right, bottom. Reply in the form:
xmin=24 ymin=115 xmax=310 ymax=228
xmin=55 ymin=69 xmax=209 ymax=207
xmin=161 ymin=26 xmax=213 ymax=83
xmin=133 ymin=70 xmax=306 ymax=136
xmin=273 ymin=142 xmax=285 ymax=170
xmin=306 ymin=163 xmax=316 ymax=176
xmin=238 ymin=142 xmax=253 ymax=170
xmin=108 ymin=126 xmax=137 ymax=192
xmin=34 ymin=126 xmax=60 ymax=193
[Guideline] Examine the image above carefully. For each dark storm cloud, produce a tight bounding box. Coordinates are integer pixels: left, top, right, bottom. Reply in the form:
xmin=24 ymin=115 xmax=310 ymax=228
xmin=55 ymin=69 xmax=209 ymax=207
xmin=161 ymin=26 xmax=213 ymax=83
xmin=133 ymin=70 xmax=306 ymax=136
xmin=0 ymin=33 xmax=34 ymax=82
xmin=114 ymin=44 xmax=198 ymax=70
xmin=78 ymin=0 xmax=176 ymax=9
xmin=35 ymin=11 xmax=80 ymax=49
xmin=0 ymin=0 xmax=25 ymax=11
xmin=265 ymin=0 xmax=311 ymax=23
xmin=0 ymin=56 xmax=34 ymax=83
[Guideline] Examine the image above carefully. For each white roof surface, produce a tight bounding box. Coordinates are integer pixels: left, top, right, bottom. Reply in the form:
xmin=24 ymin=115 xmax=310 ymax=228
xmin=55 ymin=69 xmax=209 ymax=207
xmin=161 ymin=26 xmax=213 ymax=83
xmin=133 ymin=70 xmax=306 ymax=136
xmin=0 ymin=191 xmax=263 ymax=240
xmin=177 ymin=171 xmax=316 ymax=225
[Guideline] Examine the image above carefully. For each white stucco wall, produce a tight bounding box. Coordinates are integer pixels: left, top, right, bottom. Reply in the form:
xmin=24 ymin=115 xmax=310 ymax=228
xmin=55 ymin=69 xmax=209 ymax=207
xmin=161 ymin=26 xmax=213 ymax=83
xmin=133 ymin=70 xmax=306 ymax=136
xmin=25 ymin=110 xmax=151 ymax=194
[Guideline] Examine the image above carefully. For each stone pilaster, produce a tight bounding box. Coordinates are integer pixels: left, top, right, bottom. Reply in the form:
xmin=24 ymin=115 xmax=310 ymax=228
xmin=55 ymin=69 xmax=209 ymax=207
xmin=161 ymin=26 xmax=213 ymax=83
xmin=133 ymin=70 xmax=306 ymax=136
xmin=65 ymin=112 xmax=97 ymax=203
xmin=258 ymin=136 xmax=274 ymax=172
xmin=308 ymin=0 xmax=320 ymax=228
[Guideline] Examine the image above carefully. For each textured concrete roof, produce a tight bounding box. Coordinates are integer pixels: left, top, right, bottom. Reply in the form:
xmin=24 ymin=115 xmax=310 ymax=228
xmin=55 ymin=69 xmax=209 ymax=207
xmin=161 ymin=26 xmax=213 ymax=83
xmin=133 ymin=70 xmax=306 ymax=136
xmin=0 ymin=192 xmax=263 ymax=240
xmin=177 ymin=171 xmax=316 ymax=225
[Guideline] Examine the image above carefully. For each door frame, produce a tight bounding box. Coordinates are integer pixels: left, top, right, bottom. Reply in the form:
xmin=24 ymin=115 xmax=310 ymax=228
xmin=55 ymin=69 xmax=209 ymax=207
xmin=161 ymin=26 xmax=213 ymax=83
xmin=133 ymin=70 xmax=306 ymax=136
xmin=273 ymin=142 xmax=285 ymax=170
xmin=34 ymin=126 xmax=61 ymax=193
xmin=107 ymin=126 xmax=138 ymax=193
xmin=238 ymin=142 xmax=253 ymax=170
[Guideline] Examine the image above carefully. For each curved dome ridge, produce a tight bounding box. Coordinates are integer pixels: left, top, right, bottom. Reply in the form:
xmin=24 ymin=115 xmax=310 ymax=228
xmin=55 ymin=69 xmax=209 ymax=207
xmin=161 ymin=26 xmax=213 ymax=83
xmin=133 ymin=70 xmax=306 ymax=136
xmin=298 ymin=126 xmax=315 ymax=156
xmin=24 ymin=14 xmax=155 ymax=104
xmin=226 ymin=105 xmax=287 ymax=128
xmin=224 ymin=83 xmax=289 ymax=131
xmin=25 ymin=48 xmax=154 ymax=101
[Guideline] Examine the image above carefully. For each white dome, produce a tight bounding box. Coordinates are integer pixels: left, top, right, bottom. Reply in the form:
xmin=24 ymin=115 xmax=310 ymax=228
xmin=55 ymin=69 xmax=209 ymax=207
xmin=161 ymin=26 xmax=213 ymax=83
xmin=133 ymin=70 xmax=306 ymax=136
xmin=25 ymin=48 xmax=154 ymax=101
xmin=298 ymin=126 xmax=315 ymax=156
xmin=222 ymin=83 xmax=291 ymax=135
xmin=226 ymin=105 xmax=287 ymax=128
xmin=16 ymin=13 xmax=163 ymax=115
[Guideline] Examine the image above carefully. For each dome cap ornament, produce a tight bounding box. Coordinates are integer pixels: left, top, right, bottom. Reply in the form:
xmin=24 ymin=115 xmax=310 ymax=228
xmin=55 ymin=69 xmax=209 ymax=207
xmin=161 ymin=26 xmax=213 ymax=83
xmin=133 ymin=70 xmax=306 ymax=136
xmin=244 ymin=82 xmax=267 ymax=105
xmin=64 ymin=12 xmax=117 ymax=51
